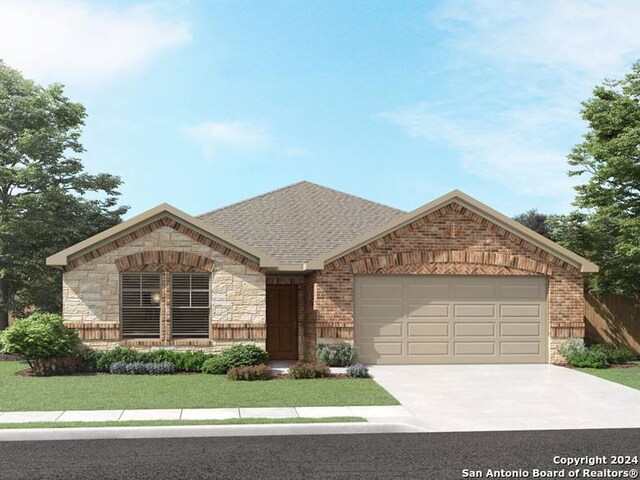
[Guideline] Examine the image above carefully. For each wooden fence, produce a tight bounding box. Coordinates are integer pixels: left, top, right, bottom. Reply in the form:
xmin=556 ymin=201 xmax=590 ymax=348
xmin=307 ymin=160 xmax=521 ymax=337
xmin=584 ymin=292 xmax=640 ymax=355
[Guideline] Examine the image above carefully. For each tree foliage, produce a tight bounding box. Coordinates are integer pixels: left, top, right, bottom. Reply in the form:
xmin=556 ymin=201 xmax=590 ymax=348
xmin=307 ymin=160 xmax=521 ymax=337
xmin=513 ymin=209 xmax=552 ymax=238
xmin=0 ymin=61 xmax=128 ymax=326
xmin=563 ymin=61 xmax=640 ymax=299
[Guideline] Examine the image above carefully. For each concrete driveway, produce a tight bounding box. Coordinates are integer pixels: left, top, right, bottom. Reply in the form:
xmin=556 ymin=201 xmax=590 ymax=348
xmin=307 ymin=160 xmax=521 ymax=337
xmin=369 ymin=364 xmax=640 ymax=432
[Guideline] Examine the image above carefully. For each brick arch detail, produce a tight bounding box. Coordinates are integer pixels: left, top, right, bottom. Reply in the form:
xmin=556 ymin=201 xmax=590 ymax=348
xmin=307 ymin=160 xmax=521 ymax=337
xmin=115 ymin=250 xmax=216 ymax=272
xmin=349 ymin=249 xmax=552 ymax=275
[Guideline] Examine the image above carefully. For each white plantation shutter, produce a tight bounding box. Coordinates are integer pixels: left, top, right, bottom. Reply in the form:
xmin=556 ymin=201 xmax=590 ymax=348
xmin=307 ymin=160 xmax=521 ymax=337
xmin=171 ymin=273 xmax=210 ymax=338
xmin=121 ymin=273 xmax=161 ymax=338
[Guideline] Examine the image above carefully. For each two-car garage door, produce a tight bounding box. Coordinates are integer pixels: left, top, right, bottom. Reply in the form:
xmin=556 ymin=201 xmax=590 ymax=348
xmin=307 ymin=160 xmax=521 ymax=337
xmin=355 ymin=276 xmax=547 ymax=364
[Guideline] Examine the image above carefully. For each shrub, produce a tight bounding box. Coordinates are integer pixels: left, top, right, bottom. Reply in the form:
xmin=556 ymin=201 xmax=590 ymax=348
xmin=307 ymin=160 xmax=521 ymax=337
xmin=220 ymin=344 xmax=268 ymax=368
xmin=73 ymin=346 xmax=103 ymax=372
xmin=316 ymin=343 xmax=358 ymax=367
xmin=557 ymin=338 xmax=585 ymax=362
xmin=174 ymin=351 xmax=210 ymax=372
xmin=110 ymin=361 xmax=176 ymax=375
xmin=346 ymin=363 xmax=369 ymax=378
xmin=0 ymin=313 xmax=80 ymax=376
xmin=589 ymin=343 xmax=634 ymax=365
xmin=96 ymin=347 xmax=142 ymax=372
xmin=288 ymin=362 xmax=331 ymax=379
xmin=567 ymin=349 xmax=609 ymax=369
xmin=146 ymin=361 xmax=176 ymax=375
xmin=201 ymin=355 xmax=229 ymax=374
xmin=226 ymin=364 xmax=273 ymax=381
xmin=141 ymin=349 xmax=178 ymax=365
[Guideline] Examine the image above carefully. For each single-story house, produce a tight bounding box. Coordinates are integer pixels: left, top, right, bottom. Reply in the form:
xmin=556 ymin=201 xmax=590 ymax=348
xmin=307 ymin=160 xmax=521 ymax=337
xmin=47 ymin=181 xmax=597 ymax=364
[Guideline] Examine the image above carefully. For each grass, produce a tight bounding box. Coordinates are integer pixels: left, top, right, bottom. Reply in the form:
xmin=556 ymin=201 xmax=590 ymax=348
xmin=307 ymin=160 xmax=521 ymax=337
xmin=0 ymin=361 xmax=398 ymax=411
xmin=0 ymin=417 xmax=366 ymax=429
xmin=577 ymin=361 xmax=640 ymax=390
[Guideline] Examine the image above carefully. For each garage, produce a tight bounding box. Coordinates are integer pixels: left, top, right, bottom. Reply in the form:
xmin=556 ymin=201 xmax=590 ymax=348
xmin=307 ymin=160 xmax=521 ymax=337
xmin=355 ymin=275 xmax=547 ymax=364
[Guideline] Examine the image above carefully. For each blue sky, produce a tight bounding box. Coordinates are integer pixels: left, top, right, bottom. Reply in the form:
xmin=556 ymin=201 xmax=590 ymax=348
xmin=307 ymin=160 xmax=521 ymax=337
xmin=2 ymin=0 xmax=640 ymax=218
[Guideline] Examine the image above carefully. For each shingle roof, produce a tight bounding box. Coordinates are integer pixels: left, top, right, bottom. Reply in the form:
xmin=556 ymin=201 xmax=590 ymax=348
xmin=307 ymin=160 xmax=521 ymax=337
xmin=197 ymin=181 xmax=405 ymax=264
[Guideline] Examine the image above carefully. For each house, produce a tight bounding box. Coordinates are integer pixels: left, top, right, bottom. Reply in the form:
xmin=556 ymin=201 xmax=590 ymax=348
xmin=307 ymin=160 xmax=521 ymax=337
xmin=46 ymin=181 xmax=598 ymax=364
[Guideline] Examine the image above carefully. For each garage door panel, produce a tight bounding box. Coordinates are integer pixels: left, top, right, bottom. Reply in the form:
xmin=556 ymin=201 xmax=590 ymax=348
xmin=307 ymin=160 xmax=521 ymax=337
xmin=360 ymin=322 xmax=403 ymax=338
xmin=454 ymin=342 xmax=495 ymax=355
xmin=406 ymin=284 xmax=449 ymax=298
xmin=500 ymin=341 xmax=541 ymax=355
xmin=407 ymin=303 xmax=449 ymax=318
xmin=454 ymin=304 xmax=495 ymax=318
xmin=500 ymin=323 xmax=540 ymax=337
xmin=359 ymin=304 xmax=403 ymax=318
xmin=355 ymin=276 xmax=547 ymax=364
xmin=453 ymin=283 xmax=497 ymax=299
xmin=500 ymin=285 xmax=544 ymax=300
xmin=408 ymin=342 xmax=449 ymax=355
xmin=408 ymin=322 xmax=449 ymax=337
xmin=500 ymin=304 xmax=541 ymax=317
xmin=454 ymin=323 xmax=495 ymax=337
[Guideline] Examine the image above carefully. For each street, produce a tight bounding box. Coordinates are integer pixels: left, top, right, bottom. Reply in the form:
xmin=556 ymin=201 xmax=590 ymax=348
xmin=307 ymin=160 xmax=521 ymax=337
xmin=1 ymin=428 xmax=638 ymax=480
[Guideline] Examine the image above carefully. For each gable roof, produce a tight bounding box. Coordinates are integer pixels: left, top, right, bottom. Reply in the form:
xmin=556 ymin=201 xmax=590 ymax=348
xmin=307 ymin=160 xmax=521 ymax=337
xmin=314 ymin=189 xmax=599 ymax=273
xmin=197 ymin=181 xmax=405 ymax=265
xmin=46 ymin=203 xmax=280 ymax=269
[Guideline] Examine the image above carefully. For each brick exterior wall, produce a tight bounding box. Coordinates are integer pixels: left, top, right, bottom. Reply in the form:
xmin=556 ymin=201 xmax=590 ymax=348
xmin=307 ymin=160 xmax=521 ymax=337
xmin=305 ymin=202 xmax=584 ymax=363
xmin=62 ymin=221 xmax=266 ymax=351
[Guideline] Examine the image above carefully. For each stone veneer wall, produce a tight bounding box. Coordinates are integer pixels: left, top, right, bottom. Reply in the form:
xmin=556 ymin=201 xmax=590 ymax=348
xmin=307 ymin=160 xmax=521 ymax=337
xmin=305 ymin=202 xmax=584 ymax=364
xmin=62 ymin=224 xmax=266 ymax=351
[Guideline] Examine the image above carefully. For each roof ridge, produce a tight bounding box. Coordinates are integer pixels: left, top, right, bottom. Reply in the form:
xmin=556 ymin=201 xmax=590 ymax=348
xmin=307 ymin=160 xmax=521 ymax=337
xmin=195 ymin=180 xmax=310 ymax=218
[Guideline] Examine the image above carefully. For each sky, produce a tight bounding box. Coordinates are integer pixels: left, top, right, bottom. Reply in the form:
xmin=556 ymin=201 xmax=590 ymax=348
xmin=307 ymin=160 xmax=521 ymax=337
xmin=1 ymin=0 xmax=640 ymax=218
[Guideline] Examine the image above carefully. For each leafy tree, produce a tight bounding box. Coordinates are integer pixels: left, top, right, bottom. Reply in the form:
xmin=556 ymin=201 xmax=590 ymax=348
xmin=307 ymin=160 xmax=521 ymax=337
xmin=513 ymin=209 xmax=552 ymax=238
xmin=0 ymin=61 xmax=128 ymax=329
xmin=564 ymin=60 xmax=640 ymax=299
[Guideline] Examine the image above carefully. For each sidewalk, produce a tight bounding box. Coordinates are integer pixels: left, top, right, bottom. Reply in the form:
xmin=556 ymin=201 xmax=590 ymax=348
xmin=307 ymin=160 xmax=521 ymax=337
xmin=0 ymin=405 xmax=417 ymax=425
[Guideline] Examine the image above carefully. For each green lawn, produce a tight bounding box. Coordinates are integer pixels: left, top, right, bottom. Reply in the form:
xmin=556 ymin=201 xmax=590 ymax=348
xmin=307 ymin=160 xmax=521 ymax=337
xmin=577 ymin=361 xmax=640 ymax=390
xmin=0 ymin=361 xmax=398 ymax=411
xmin=0 ymin=417 xmax=366 ymax=429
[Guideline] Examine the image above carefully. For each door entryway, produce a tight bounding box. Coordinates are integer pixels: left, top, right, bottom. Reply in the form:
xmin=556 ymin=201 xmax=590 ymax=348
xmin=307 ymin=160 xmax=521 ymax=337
xmin=266 ymin=285 xmax=299 ymax=360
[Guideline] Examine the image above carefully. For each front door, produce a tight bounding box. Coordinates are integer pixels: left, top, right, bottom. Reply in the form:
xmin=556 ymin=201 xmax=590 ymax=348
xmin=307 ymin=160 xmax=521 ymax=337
xmin=266 ymin=285 xmax=299 ymax=360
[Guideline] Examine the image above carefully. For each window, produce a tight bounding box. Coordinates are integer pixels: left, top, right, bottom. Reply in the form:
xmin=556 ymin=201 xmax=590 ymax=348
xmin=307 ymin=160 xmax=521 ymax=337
xmin=121 ymin=273 xmax=161 ymax=338
xmin=171 ymin=273 xmax=210 ymax=338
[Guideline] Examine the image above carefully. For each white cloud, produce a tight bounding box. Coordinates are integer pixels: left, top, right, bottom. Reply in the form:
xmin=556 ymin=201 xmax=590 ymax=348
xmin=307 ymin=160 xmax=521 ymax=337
xmin=184 ymin=121 xmax=272 ymax=155
xmin=379 ymin=105 xmax=575 ymax=196
xmin=381 ymin=0 xmax=640 ymax=201
xmin=0 ymin=0 xmax=191 ymax=84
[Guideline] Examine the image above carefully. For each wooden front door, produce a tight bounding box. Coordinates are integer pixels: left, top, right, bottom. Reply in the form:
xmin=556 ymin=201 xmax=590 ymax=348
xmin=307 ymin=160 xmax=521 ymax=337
xmin=266 ymin=285 xmax=299 ymax=360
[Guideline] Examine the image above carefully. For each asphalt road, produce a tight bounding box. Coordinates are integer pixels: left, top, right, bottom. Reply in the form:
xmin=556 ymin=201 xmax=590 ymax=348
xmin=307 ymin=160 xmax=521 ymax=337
xmin=1 ymin=429 xmax=639 ymax=480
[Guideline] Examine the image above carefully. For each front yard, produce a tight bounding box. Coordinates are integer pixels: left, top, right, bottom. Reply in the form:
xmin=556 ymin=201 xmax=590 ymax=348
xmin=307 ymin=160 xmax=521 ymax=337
xmin=577 ymin=361 xmax=640 ymax=390
xmin=0 ymin=361 xmax=398 ymax=411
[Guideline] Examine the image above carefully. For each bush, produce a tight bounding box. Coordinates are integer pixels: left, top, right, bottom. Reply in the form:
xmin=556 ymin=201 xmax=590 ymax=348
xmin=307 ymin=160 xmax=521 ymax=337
xmin=96 ymin=347 xmax=143 ymax=372
xmin=220 ymin=344 xmax=269 ymax=368
xmin=73 ymin=346 xmax=103 ymax=372
xmin=226 ymin=364 xmax=273 ymax=381
xmin=174 ymin=351 xmax=210 ymax=372
xmin=557 ymin=338 xmax=585 ymax=362
xmin=201 ymin=355 xmax=229 ymax=374
xmin=141 ymin=349 xmax=178 ymax=365
xmin=346 ymin=363 xmax=369 ymax=378
xmin=567 ymin=349 xmax=609 ymax=369
xmin=288 ymin=362 xmax=331 ymax=379
xmin=110 ymin=361 xmax=176 ymax=375
xmin=316 ymin=343 xmax=358 ymax=367
xmin=0 ymin=313 xmax=80 ymax=376
xmin=589 ymin=343 xmax=634 ymax=365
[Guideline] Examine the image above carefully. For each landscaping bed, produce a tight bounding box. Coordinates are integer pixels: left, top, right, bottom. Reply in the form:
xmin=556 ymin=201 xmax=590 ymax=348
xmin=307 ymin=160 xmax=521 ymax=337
xmin=577 ymin=361 xmax=640 ymax=391
xmin=0 ymin=361 xmax=398 ymax=411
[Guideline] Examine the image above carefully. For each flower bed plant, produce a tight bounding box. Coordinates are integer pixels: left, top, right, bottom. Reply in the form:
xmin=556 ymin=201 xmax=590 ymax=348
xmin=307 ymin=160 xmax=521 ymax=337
xmin=558 ymin=338 xmax=634 ymax=369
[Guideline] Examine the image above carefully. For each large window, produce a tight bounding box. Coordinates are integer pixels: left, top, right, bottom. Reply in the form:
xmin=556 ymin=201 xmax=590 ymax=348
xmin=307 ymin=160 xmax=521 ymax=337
xmin=121 ymin=273 xmax=161 ymax=338
xmin=171 ymin=273 xmax=210 ymax=338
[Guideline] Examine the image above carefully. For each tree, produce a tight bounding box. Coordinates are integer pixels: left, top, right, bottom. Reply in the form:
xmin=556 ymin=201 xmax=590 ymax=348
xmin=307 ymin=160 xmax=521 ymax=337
xmin=565 ymin=60 xmax=640 ymax=299
xmin=0 ymin=61 xmax=128 ymax=329
xmin=513 ymin=209 xmax=552 ymax=238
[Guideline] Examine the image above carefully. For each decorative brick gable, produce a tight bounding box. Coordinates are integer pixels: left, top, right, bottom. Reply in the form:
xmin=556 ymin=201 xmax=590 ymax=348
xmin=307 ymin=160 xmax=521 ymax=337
xmin=306 ymin=202 xmax=584 ymax=363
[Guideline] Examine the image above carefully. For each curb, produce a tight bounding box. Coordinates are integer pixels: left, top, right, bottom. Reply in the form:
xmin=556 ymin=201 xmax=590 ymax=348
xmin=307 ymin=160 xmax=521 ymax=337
xmin=0 ymin=422 xmax=425 ymax=442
